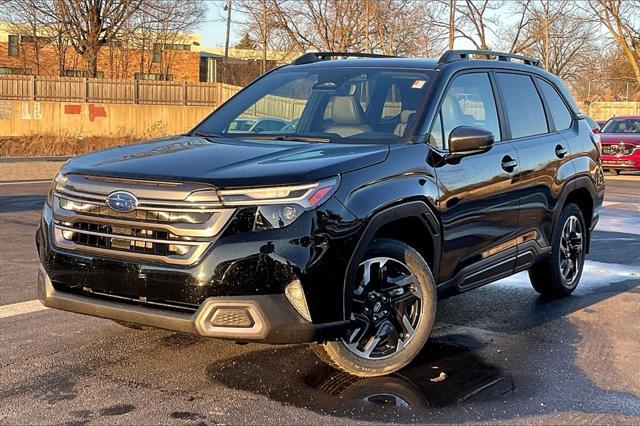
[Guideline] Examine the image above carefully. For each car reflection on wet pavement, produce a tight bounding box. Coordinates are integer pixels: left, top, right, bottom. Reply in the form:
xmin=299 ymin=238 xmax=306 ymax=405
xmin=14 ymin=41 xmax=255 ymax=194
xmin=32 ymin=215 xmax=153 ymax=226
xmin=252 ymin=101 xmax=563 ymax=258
xmin=208 ymin=337 xmax=515 ymax=419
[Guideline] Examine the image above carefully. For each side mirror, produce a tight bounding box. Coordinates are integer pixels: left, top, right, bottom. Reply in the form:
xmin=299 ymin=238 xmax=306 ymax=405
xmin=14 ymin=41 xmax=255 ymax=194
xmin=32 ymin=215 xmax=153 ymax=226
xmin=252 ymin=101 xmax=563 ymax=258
xmin=592 ymin=128 xmax=601 ymax=134
xmin=448 ymin=126 xmax=494 ymax=156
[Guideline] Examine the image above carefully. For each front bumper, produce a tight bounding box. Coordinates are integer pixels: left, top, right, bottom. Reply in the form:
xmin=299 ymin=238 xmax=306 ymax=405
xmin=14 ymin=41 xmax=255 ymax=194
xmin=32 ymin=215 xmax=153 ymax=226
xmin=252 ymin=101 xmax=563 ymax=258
xmin=601 ymin=153 xmax=640 ymax=170
xmin=38 ymin=265 xmax=347 ymax=344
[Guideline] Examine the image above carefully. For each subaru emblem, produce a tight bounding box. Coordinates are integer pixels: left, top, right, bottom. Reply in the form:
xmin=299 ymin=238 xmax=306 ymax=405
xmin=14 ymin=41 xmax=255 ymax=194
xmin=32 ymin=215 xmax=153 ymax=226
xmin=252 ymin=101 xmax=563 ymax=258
xmin=106 ymin=191 xmax=138 ymax=213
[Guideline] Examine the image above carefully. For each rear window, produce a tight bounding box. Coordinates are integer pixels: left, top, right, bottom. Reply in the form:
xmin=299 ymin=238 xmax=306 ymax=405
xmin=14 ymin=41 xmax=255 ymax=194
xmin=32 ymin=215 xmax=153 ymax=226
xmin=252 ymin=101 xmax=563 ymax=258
xmin=496 ymin=73 xmax=548 ymax=139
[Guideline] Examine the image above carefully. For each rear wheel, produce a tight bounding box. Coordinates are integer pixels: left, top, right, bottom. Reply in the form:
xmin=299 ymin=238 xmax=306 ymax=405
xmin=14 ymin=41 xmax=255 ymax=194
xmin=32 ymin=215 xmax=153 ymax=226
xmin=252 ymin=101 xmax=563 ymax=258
xmin=529 ymin=203 xmax=586 ymax=297
xmin=312 ymin=238 xmax=436 ymax=377
xmin=609 ymin=168 xmax=621 ymax=176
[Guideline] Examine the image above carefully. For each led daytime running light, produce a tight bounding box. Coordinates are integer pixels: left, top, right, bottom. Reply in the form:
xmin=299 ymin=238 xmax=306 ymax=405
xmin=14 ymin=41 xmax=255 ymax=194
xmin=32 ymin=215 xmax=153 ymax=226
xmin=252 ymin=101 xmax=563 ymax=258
xmin=218 ymin=177 xmax=339 ymax=208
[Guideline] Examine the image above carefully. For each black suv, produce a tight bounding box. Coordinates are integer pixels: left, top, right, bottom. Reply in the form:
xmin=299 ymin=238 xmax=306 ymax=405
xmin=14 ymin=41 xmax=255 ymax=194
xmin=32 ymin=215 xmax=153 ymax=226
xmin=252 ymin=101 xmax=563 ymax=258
xmin=37 ymin=50 xmax=605 ymax=377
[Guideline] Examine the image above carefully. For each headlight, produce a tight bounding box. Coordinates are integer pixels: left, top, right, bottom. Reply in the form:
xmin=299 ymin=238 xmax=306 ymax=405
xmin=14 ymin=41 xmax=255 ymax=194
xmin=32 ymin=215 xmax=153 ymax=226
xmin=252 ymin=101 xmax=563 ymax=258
xmin=46 ymin=173 xmax=67 ymax=207
xmin=218 ymin=177 xmax=340 ymax=230
xmin=218 ymin=177 xmax=339 ymax=209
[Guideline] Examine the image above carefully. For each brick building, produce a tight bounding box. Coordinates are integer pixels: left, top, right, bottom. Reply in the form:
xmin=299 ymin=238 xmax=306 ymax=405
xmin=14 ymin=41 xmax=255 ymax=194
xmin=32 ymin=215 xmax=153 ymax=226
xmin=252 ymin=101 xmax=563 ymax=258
xmin=0 ymin=23 xmax=202 ymax=81
xmin=0 ymin=23 xmax=294 ymax=84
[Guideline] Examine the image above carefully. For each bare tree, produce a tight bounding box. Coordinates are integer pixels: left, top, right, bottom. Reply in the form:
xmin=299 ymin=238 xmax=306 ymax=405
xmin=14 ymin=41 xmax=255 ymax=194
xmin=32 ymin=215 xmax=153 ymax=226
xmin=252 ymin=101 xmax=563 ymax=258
xmin=265 ymin=0 xmax=446 ymax=56
xmin=588 ymin=0 xmax=640 ymax=85
xmin=53 ymin=0 xmax=144 ymax=77
xmin=2 ymin=0 xmax=48 ymax=75
xmin=235 ymin=0 xmax=277 ymax=73
xmin=499 ymin=1 xmax=598 ymax=90
xmin=454 ymin=0 xmax=502 ymax=50
xmin=129 ymin=0 xmax=205 ymax=79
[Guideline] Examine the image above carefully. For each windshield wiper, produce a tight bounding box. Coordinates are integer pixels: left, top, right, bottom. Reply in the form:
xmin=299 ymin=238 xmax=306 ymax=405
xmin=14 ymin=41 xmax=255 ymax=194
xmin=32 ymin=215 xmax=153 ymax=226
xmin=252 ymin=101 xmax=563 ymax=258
xmin=190 ymin=130 xmax=223 ymax=141
xmin=273 ymin=134 xmax=332 ymax=143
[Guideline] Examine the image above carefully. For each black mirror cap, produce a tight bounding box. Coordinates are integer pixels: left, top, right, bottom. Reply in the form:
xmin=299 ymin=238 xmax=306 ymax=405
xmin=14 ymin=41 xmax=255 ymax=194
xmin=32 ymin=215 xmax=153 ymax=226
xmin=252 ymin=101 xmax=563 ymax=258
xmin=448 ymin=126 xmax=495 ymax=155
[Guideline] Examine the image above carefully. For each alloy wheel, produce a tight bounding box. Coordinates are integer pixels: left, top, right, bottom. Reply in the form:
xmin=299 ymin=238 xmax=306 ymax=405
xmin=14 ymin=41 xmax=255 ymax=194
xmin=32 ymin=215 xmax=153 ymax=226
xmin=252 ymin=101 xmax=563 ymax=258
xmin=559 ymin=215 xmax=584 ymax=285
xmin=343 ymin=257 xmax=423 ymax=360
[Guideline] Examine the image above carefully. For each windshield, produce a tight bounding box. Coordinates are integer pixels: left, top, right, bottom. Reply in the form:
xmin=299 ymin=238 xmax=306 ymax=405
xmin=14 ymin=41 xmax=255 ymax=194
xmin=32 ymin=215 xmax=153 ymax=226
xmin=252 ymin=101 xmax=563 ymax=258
xmin=194 ymin=67 xmax=434 ymax=144
xmin=602 ymin=118 xmax=640 ymax=134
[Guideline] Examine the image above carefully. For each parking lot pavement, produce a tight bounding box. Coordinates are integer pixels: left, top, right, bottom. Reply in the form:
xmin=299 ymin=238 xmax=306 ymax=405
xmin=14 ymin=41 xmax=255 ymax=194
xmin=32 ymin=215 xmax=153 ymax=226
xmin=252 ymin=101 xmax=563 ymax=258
xmin=0 ymin=176 xmax=639 ymax=424
xmin=0 ymin=161 xmax=63 ymax=183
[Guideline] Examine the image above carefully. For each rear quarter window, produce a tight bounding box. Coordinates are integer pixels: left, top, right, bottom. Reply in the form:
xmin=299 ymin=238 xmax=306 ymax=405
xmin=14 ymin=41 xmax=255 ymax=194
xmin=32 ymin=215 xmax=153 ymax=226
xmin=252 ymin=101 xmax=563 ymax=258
xmin=537 ymin=79 xmax=573 ymax=131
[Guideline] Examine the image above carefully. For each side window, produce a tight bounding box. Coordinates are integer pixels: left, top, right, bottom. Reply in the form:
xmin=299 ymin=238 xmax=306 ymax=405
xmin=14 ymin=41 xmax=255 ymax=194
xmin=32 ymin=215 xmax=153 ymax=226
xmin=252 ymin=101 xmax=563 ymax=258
xmin=537 ymin=78 xmax=573 ymax=131
xmin=440 ymin=73 xmax=501 ymax=147
xmin=496 ymin=73 xmax=548 ymax=139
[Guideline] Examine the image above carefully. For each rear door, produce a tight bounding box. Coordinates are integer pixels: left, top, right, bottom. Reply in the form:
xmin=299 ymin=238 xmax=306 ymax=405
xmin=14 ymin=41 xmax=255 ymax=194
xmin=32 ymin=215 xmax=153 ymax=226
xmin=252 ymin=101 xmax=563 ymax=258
xmin=433 ymin=72 xmax=521 ymax=289
xmin=493 ymin=72 xmax=575 ymax=268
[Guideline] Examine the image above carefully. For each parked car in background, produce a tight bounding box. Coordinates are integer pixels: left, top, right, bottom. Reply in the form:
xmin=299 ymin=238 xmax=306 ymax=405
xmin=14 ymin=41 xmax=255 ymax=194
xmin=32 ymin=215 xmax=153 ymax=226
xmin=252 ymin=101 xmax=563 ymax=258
xmin=599 ymin=116 xmax=640 ymax=175
xmin=37 ymin=50 xmax=604 ymax=377
xmin=228 ymin=117 xmax=289 ymax=133
xmin=596 ymin=119 xmax=608 ymax=129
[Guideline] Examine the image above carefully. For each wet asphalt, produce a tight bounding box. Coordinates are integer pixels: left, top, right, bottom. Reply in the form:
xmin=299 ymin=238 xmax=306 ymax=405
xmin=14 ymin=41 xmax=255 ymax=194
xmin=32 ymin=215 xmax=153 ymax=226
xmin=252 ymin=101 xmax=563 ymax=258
xmin=0 ymin=176 xmax=639 ymax=424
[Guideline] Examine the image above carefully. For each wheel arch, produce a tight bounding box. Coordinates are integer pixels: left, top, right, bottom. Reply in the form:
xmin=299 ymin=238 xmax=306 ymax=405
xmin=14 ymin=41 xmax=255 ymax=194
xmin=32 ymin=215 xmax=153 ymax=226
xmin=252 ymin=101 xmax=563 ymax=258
xmin=553 ymin=176 xmax=598 ymax=253
xmin=342 ymin=201 xmax=441 ymax=318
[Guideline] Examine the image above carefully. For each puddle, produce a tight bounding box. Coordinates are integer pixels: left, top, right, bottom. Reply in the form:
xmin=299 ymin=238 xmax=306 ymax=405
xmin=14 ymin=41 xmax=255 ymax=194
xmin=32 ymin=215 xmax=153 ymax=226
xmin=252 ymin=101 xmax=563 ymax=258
xmin=206 ymin=335 xmax=514 ymax=420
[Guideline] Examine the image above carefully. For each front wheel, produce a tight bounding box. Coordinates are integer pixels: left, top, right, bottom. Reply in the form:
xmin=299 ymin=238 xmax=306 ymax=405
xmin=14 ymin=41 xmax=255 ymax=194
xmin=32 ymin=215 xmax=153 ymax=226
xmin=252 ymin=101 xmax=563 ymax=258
xmin=312 ymin=238 xmax=436 ymax=377
xmin=529 ymin=203 xmax=586 ymax=297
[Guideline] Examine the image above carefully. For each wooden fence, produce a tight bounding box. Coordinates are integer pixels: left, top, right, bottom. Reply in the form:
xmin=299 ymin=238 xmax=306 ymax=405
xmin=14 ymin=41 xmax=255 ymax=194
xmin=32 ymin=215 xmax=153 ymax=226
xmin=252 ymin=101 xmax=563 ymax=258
xmin=0 ymin=75 xmax=240 ymax=107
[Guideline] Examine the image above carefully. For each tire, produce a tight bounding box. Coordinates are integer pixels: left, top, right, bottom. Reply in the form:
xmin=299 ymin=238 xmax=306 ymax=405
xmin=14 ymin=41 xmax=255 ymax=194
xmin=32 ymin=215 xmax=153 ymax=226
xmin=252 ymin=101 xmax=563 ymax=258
xmin=312 ymin=238 xmax=437 ymax=377
xmin=528 ymin=203 xmax=587 ymax=297
xmin=609 ymin=168 xmax=621 ymax=176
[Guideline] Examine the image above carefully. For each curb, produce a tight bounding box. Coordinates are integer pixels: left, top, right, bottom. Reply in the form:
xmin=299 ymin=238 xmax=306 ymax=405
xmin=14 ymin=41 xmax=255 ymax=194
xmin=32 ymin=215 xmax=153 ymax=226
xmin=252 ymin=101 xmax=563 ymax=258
xmin=0 ymin=156 xmax=70 ymax=163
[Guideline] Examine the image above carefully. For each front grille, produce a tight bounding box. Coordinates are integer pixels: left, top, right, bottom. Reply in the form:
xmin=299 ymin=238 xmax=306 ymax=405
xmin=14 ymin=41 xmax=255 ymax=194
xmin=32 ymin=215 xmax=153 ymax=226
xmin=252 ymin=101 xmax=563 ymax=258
xmin=602 ymin=143 xmax=636 ymax=156
xmin=52 ymin=174 xmax=235 ymax=265
xmin=58 ymin=221 xmax=192 ymax=256
xmin=58 ymin=198 xmax=213 ymax=224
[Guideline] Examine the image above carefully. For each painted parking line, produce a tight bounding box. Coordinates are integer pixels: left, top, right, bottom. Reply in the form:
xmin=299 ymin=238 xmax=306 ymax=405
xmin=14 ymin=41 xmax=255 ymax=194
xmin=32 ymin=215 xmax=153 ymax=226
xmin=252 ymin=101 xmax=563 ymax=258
xmin=0 ymin=300 xmax=47 ymax=319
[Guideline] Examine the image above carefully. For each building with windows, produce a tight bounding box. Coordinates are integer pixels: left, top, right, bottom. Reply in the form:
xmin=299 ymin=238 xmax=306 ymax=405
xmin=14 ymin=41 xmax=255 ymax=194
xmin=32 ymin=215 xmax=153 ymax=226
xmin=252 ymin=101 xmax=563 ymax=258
xmin=0 ymin=23 xmax=202 ymax=81
xmin=0 ymin=23 xmax=297 ymax=83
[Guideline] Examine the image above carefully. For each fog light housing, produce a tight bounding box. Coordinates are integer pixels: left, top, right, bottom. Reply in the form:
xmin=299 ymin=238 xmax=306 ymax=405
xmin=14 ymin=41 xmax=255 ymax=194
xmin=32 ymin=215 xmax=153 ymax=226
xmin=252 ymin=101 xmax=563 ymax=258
xmin=285 ymin=280 xmax=311 ymax=322
xmin=210 ymin=308 xmax=254 ymax=328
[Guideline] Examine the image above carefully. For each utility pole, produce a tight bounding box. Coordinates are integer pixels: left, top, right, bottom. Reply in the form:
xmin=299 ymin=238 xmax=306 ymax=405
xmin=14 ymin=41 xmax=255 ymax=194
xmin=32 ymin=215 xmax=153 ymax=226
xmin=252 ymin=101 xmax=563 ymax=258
xmin=449 ymin=0 xmax=456 ymax=49
xmin=262 ymin=1 xmax=267 ymax=74
xmin=224 ymin=0 xmax=232 ymax=64
xmin=222 ymin=0 xmax=232 ymax=86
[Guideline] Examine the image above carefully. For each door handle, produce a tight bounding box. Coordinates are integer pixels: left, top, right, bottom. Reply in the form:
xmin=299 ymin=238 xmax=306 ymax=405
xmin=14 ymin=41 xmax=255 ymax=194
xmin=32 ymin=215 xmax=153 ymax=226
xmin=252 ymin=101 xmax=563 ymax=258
xmin=555 ymin=144 xmax=568 ymax=158
xmin=501 ymin=155 xmax=518 ymax=172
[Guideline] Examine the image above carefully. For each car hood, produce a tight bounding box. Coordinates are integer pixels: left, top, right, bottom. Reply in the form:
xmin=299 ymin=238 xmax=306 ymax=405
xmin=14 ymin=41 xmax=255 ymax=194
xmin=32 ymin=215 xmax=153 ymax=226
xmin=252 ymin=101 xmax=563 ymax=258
xmin=61 ymin=136 xmax=389 ymax=188
xmin=600 ymin=133 xmax=640 ymax=145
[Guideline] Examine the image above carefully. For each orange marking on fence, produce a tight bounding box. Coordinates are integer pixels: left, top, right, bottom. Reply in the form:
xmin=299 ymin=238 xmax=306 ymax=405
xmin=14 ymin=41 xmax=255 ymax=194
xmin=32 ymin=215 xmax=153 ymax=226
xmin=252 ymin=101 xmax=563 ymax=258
xmin=88 ymin=104 xmax=107 ymax=121
xmin=64 ymin=104 xmax=81 ymax=114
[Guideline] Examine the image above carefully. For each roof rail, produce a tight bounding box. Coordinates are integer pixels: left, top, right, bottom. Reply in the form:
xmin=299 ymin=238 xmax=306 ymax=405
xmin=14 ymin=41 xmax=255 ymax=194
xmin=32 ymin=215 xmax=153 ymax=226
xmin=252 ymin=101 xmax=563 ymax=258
xmin=291 ymin=52 xmax=398 ymax=65
xmin=438 ymin=50 xmax=542 ymax=68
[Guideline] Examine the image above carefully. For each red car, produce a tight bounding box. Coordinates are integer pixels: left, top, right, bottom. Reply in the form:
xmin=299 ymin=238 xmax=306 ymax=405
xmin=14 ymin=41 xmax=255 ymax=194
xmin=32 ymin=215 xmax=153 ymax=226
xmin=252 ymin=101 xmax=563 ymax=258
xmin=600 ymin=116 xmax=640 ymax=175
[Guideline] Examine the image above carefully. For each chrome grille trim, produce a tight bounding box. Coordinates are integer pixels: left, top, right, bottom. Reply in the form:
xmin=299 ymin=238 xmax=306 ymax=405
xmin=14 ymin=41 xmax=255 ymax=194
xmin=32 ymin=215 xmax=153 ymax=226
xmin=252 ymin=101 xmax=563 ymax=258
xmin=56 ymin=187 xmax=223 ymax=209
xmin=51 ymin=174 xmax=236 ymax=265
xmin=602 ymin=143 xmax=636 ymax=156
xmin=55 ymin=223 xmax=203 ymax=246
